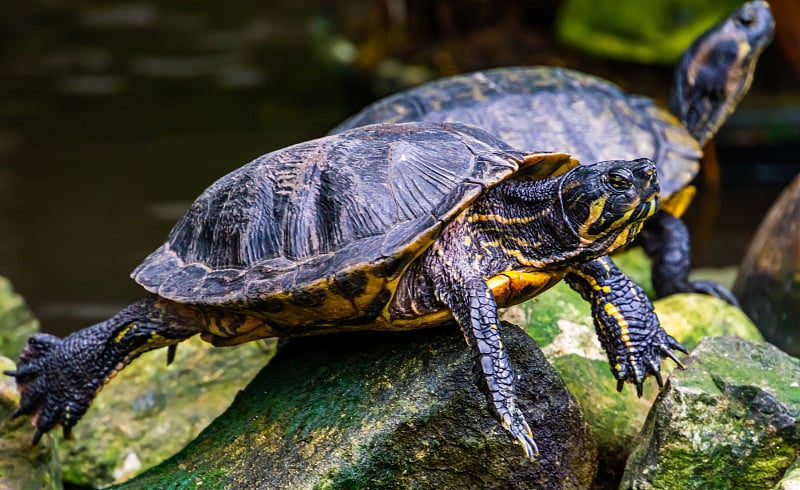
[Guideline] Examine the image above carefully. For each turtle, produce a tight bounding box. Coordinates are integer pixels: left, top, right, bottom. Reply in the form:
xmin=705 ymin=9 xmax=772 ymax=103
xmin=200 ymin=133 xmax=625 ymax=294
xmin=5 ymin=122 xmax=676 ymax=461
xmin=331 ymin=0 xmax=774 ymax=305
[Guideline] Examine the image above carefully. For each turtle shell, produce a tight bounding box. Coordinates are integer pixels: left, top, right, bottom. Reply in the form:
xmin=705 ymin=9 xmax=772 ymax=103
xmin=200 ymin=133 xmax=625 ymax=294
xmin=132 ymin=122 xmax=577 ymax=327
xmin=332 ymin=66 xmax=701 ymax=203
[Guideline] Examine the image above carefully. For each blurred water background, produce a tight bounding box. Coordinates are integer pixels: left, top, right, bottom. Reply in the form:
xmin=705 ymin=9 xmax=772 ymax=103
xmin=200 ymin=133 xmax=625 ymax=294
xmin=0 ymin=0 xmax=798 ymax=336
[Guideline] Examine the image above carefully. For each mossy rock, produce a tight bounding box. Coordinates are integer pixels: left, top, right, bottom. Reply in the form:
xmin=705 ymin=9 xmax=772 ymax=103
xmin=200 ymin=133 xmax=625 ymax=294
xmin=58 ymin=336 xmax=275 ymax=488
xmin=115 ymin=323 xmax=598 ymax=490
xmin=0 ymin=355 xmax=62 ymax=490
xmin=500 ymin=253 xmax=761 ymax=480
xmin=621 ymin=336 xmax=800 ymax=489
xmin=0 ymin=275 xmax=39 ymax=359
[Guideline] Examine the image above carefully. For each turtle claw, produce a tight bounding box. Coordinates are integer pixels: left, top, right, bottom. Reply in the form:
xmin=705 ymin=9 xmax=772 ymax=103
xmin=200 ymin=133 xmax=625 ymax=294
xmin=505 ymin=409 xmax=538 ymax=461
xmin=6 ymin=333 xmax=95 ymax=445
xmin=166 ymin=344 xmax=177 ymax=365
xmin=649 ymin=360 xmax=665 ymax=388
xmin=691 ymin=280 xmax=740 ymax=308
xmin=612 ymin=330 xmax=687 ymax=396
xmin=661 ymin=341 xmax=687 ymax=370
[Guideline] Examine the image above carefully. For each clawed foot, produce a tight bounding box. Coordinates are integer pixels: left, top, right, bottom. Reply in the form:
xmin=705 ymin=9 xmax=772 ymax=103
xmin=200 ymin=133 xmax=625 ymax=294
xmin=501 ymin=408 xmax=539 ymax=461
xmin=4 ymin=333 xmax=98 ymax=444
xmin=690 ymin=280 xmax=740 ymax=308
xmin=613 ymin=330 xmax=688 ymax=398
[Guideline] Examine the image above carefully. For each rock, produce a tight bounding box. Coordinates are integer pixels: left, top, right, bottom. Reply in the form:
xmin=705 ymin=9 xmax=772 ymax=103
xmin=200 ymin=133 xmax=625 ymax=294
xmin=734 ymin=173 xmax=800 ymax=357
xmin=0 ymin=355 xmax=62 ymax=490
xmin=59 ymin=336 xmax=274 ymax=488
xmin=0 ymin=275 xmax=39 ymax=358
xmin=501 ymin=276 xmax=762 ymax=482
xmin=115 ymin=323 xmax=598 ymax=490
xmin=0 ymin=275 xmax=274 ymax=487
xmin=621 ymin=336 xmax=800 ymax=489
xmin=774 ymin=458 xmax=800 ymax=490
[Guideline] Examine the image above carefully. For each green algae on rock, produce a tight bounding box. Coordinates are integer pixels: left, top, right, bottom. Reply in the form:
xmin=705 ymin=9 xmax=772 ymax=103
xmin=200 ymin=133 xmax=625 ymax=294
xmin=621 ymin=336 xmax=800 ymax=489
xmin=0 ymin=355 xmax=62 ymax=490
xmin=115 ymin=323 xmax=597 ymax=490
xmin=501 ymin=278 xmax=763 ymax=479
xmin=59 ymin=336 xmax=274 ymax=488
xmin=0 ymin=275 xmax=39 ymax=359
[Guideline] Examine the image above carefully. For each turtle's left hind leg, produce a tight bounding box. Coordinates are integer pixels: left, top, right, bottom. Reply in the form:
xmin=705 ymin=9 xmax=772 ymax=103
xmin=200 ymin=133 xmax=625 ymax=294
xmin=4 ymin=295 xmax=197 ymax=444
xmin=636 ymin=210 xmax=739 ymax=306
xmin=423 ymin=249 xmax=538 ymax=461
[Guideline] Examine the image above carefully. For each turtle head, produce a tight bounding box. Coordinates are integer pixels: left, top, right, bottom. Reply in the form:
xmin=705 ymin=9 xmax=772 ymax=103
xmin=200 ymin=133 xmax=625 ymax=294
xmin=670 ymin=1 xmax=774 ymax=146
xmin=559 ymin=158 xmax=660 ymax=256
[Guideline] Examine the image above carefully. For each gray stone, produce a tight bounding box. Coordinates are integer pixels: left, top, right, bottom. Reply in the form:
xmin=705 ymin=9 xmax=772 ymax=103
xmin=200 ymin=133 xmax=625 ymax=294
xmin=621 ymin=336 xmax=800 ymax=489
xmin=115 ymin=323 xmax=598 ymax=490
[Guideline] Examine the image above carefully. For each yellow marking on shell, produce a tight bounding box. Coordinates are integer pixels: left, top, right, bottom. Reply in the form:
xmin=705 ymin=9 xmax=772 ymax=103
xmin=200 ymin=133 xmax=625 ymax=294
xmin=662 ymin=185 xmax=696 ymax=218
xmin=480 ymin=239 xmax=502 ymax=248
xmin=463 ymin=236 xmax=472 ymax=247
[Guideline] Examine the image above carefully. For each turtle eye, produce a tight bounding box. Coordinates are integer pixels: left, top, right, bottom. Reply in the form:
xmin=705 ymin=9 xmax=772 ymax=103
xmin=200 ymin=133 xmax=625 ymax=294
xmin=735 ymin=11 xmax=755 ymax=27
xmin=608 ymin=171 xmax=632 ymax=191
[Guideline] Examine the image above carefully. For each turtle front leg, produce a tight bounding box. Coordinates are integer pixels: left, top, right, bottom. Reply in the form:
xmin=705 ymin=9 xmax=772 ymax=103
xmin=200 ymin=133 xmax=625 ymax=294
xmin=636 ymin=211 xmax=739 ymax=306
xmin=431 ymin=266 xmax=538 ymax=461
xmin=565 ymin=255 xmax=687 ymax=396
xmin=4 ymin=296 xmax=196 ymax=444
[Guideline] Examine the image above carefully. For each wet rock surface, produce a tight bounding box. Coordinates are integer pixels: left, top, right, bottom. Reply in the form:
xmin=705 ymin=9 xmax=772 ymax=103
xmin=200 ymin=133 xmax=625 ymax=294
xmin=0 ymin=355 xmax=62 ymax=490
xmin=58 ymin=336 xmax=274 ymax=488
xmin=501 ymin=276 xmax=763 ymax=483
xmin=115 ymin=323 xmax=597 ymax=490
xmin=621 ymin=336 xmax=800 ymax=489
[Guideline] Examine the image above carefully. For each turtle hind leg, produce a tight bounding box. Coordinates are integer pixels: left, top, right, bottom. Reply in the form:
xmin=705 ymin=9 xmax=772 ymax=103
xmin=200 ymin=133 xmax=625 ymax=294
xmin=636 ymin=211 xmax=739 ymax=306
xmin=430 ymin=265 xmax=538 ymax=461
xmin=5 ymin=295 xmax=197 ymax=444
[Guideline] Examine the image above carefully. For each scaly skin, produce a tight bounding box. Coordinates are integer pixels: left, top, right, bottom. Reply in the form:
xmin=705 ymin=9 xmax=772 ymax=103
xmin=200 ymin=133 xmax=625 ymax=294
xmin=566 ymin=256 xmax=687 ymax=397
xmin=4 ymin=296 xmax=196 ymax=444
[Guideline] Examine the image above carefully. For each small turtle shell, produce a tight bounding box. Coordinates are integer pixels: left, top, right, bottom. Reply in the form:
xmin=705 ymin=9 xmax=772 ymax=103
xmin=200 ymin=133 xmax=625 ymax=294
xmin=132 ymin=122 xmax=575 ymax=312
xmin=332 ymin=66 xmax=701 ymax=200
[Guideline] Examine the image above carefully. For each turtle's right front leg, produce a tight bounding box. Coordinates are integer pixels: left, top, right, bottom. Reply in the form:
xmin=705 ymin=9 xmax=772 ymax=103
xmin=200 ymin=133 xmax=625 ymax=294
xmin=4 ymin=296 xmax=196 ymax=444
xmin=429 ymin=259 xmax=538 ymax=461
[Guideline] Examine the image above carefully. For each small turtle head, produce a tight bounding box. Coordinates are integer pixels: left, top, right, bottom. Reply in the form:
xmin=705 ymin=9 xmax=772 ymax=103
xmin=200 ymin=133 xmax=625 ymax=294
xmin=670 ymin=1 xmax=774 ymax=146
xmin=559 ymin=158 xmax=660 ymax=255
